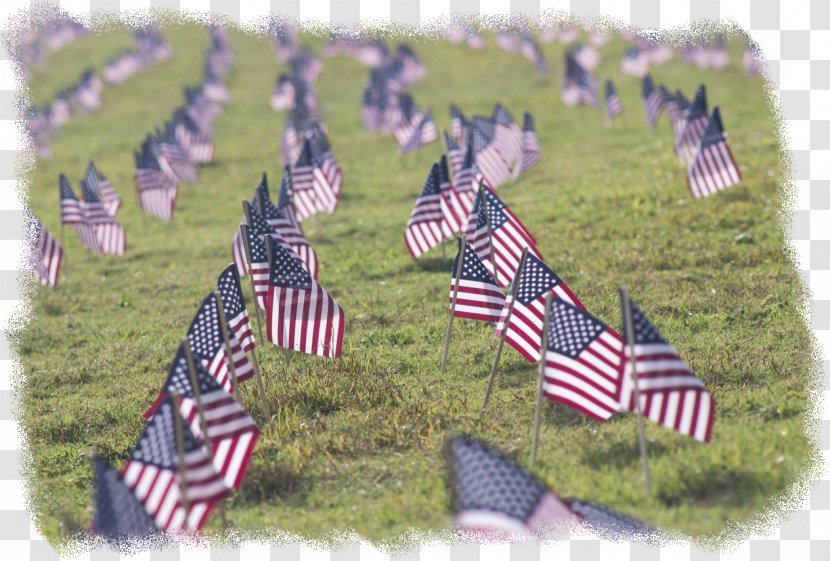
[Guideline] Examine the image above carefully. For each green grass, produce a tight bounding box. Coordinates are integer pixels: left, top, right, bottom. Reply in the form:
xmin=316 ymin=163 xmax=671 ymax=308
xmin=15 ymin=20 xmax=817 ymax=549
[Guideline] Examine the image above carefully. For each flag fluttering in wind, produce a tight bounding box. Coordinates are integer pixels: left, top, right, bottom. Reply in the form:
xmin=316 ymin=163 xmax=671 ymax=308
xmin=495 ymin=253 xmax=584 ymax=363
xmin=216 ymin=264 xmax=255 ymax=353
xmin=542 ymin=298 xmax=624 ymax=421
xmin=404 ymin=163 xmax=449 ymax=258
xmin=59 ymin=174 xmax=103 ymax=254
xmin=264 ymin=237 xmax=345 ymax=358
xmin=122 ymin=395 xmax=230 ymax=532
xmin=521 ymin=112 xmax=540 ymax=171
xmin=92 ymin=456 xmax=160 ymax=541
xmin=448 ymin=436 xmax=655 ymax=540
xmin=604 ymin=80 xmax=623 ymax=125
xmin=80 ymin=168 xmax=126 ymax=255
xmin=471 ymin=117 xmax=511 ymax=188
xmin=687 ymin=107 xmax=741 ymax=198
xmin=449 ymin=238 xmax=505 ymax=323
xmin=675 ymin=85 xmax=708 ymax=165
xmin=620 ymin=297 xmax=715 ymax=442
xmin=134 ymin=143 xmax=178 ymax=222
xmin=30 ymin=217 xmax=63 ymax=288
xmin=84 ymin=161 xmax=121 ymax=216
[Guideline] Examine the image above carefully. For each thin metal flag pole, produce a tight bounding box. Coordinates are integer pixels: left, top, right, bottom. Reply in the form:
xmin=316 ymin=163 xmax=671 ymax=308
xmin=482 ymin=247 xmax=528 ymax=410
xmin=480 ymin=187 xmax=499 ymax=283
xmin=170 ymin=391 xmax=190 ymax=525
xmin=182 ymin=339 xmax=227 ymax=528
xmin=440 ymin=235 xmax=466 ymax=375
xmin=620 ymin=286 xmax=652 ymax=497
xmin=530 ymin=293 xmax=553 ymax=468
xmin=263 ymin=234 xmax=292 ymax=366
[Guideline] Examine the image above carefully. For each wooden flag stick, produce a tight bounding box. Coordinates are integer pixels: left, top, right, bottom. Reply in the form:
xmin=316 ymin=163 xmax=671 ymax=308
xmin=482 ymin=247 xmax=528 ymax=410
xmin=620 ymin=286 xmax=652 ymax=497
xmin=479 ymin=187 xmax=499 ymax=283
xmin=440 ymin=236 xmax=466 ymax=375
xmin=182 ymin=339 xmax=227 ymax=528
xmin=170 ymin=391 xmax=191 ymax=523
xmin=530 ymin=293 xmax=554 ymax=468
xmin=263 ymin=234 xmax=291 ymax=366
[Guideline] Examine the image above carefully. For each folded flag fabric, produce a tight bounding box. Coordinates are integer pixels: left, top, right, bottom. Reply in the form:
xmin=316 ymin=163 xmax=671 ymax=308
xmin=495 ymin=253 xmax=584 ymax=363
xmin=542 ymin=298 xmax=624 ymax=421
xmin=449 ymin=238 xmax=505 ymax=323
xmin=92 ymin=456 xmax=160 ymax=541
xmin=686 ymin=107 xmax=741 ymax=198
xmin=264 ymin=237 xmax=345 ymax=358
xmin=620 ymin=297 xmax=715 ymax=443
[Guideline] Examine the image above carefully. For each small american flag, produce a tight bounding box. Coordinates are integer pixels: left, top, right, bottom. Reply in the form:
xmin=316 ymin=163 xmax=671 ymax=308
xmin=216 ymin=264 xmax=255 ymax=353
xmin=620 ymin=297 xmax=715 ymax=443
xmin=450 ymin=104 xmax=468 ymax=143
xmin=687 ymin=107 xmax=741 ymax=198
xmin=520 ymin=36 xmax=550 ymax=74
xmin=400 ymin=110 xmax=438 ymax=155
xmin=59 ymin=174 xmax=103 ymax=254
xmin=444 ymin=130 xmax=465 ymax=175
xmin=464 ymin=185 xmax=541 ymax=288
xmin=265 ymin=237 xmax=345 ymax=358
xmin=453 ymin=145 xmax=479 ymax=213
xmin=521 ymin=112 xmax=540 ymax=172
xmin=604 ymin=80 xmax=623 ymax=125
xmin=404 ymin=163 xmax=448 ymax=259
xmin=542 ymin=298 xmax=624 ymax=421
xmin=92 ymin=456 xmax=159 ymax=540
xmin=661 ymin=86 xmax=685 ymax=139
xmin=85 ymin=161 xmax=121 ymax=216
xmin=573 ymin=43 xmax=600 ymax=71
xmin=312 ymin=123 xmax=343 ymax=211
xmin=307 ymin=133 xmax=340 ymax=213
xmin=174 ymin=109 xmax=214 ymax=164
xmin=134 ymin=146 xmax=178 ymax=222
xmin=621 ymin=48 xmax=649 ymax=78
xmin=491 ymin=104 xmax=524 ymax=175
xmin=31 ymin=218 xmax=63 ymax=288
xmin=675 ymin=85 xmax=709 ymax=165
xmin=122 ymin=395 xmax=230 ymax=532
xmin=450 ymin=238 xmax=505 ymax=323
xmin=270 ymin=73 xmax=296 ymax=111
xmin=471 ymin=118 xmax=510 ymax=189
xmin=561 ymin=54 xmax=599 ymax=108
xmin=156 ymin=130 xmax=199 ymax=184
xmin=642 ymin=75 xmax=663 ymax=129
xmin=495 ymin=253 xmax=584 ymax=363
xmin=292 ymin=139 xmax=321 ymax=221
xmin=80 ymin=168 xmax=126 ymax=255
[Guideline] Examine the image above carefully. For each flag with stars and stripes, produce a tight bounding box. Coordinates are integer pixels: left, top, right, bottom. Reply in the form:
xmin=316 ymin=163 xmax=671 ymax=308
xmin=216 ymin=264 xmax=255 ymax=353
xmin=603 ymin=81 xmax=623 ymax=126
xmin=495 ymin=254 xmax=585 ymax=363
xmin=144 ymin=348 xmax=260 ymax=490
xmin=156 ymin=130 xmax=198 ymax=185
xmin=561 ymin=54 xmax=599 ymax=108
xmin=265 ymin=237 xmax=345 ymax=358
xmin=675 ymin=85 xmax=709 ymax=165
xmin=687 ymin=107 xmax=741 ymax=198
xmin=450 ymin=239 xmax=505 ymax=323
xmin=185 ymin=293 xmax=254 ymax=392
xmin=81 ymin=165 xmax=126 ymax=255
xmin=444 ymin=130 xmax=465 ymax=175
xmin=59 ymin=174 xmax=103 ymax=254
xmin=291 ymin=139 xmax=322 ymax=221
xmin=642 ymin=75 xmax=663 ymax=129
xmin=620 ymin=298 xmax=715 ymax=443
xmin=312 ymin=124 xmax=343 ymax=212
xmin=92 ymin=456 xmax=160 ymax=541
xmin=404 ymin=163 xmax=449 ymax=259
xmin=661 ymin=86 xmax=685 ymax=139
xmin=438 ymin=155 xmax=466 ymax=237
xmin=450 ymin=104 xmax=468 ymax=143
xmin=464 ymin=185 xmax=541 ymax=288
xmin=621 ymin=48 xmax=649 ymax=78
xmin=521 ymin=112 xmax=540 ymax=172
xmin=472 ymin=117 xmax=511 ymax=189
xmin=122 ymin=395 xmax=230 ymax=532
xmin=31 ymin=217 xmax=63 ymax=288
xmin=85 ymin=161 xmax=121 ymax=216
xmin=491 ymin=104 xmax=524 ymax=175
xmin=542 ymin=299 xmax=624 ymax=421
xmin=400 ymin=110 xmax=438 ymax=155
xmin=134 ymin=146 xmax=178 ymax=222
xmin=453 ymin=145 xmax=480 ymax=212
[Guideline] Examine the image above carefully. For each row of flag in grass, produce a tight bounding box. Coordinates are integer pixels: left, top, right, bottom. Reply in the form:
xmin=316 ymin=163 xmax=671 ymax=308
xmin=18 ymin=15 xmax=89 ymax=80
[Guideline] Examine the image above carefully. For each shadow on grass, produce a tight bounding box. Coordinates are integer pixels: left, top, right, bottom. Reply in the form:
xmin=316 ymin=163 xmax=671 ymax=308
xmin=402 ymin=256 xmax=453 ymax=274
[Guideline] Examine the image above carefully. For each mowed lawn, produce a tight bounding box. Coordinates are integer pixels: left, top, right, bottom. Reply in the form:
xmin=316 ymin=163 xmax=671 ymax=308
xmin=17 ymin=20 xmax=815 ymax=548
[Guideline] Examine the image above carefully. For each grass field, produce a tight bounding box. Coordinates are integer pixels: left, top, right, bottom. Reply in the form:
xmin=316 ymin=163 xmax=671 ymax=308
xmin=15 ymin=19 xmax=817 ymax=549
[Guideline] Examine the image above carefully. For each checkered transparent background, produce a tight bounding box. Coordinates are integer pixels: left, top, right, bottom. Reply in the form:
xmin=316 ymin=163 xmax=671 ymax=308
xmin=0 ymin=0 xmax=827 ymax=559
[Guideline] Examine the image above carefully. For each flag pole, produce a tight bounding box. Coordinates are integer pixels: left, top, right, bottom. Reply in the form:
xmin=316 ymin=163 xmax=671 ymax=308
xmin=482 ymin=247 xmax=528 ymax=410
xmin=620 ymin=286 xmax=652 ymax=497
xmin=530 ymin=293 xmax=553 ymax=468
xmin=182 ymin=339 xmax=227 ymax=528
xmin=479 ymin=187 xmax=499 ymax=283
xmin=170 ymin=391 xmax=191 ymax=525
xmin=440 ymin=235 xmax=466 ymax=375
xmin=263 ymin=234 xmax=292 ymax=366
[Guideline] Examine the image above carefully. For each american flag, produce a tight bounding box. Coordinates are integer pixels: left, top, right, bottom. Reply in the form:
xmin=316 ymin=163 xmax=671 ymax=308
xmin=453 ymin=145 xmax=480 ymax=213
xmin=216 ymin=264 xmax=255 ymax=353
xmin=312 ymin=123 xmax=343 ymax=212
xmin=573 ymin=43 xmax=600 ymax=71
xmin=292 ymin=139 xmax=321 ymax=221
xmin=174 ymin=109 xmax=214 ymax=164
xmin=59 ymin=174 xmax=103 ymax=254
xmin=642 ymin=75 xmax=663 ymax=129
xmin=444 ymin=130 xmax=465 ymax=175
xmin=675 ymin=85 xmax=709 ymax=165
xmin=81 ymin=167 xmax=126 ymax=255
xmin=185 ymin=293 xmax=254 ymax=392
xmin=400 ymin=110 xmax=438 ymax=155
xmin=270 ymin=74 xmax=296 ymax=111
xmin=621 ymin=48 xmax=649 ymax=78
xmin=92 ymin=456 xmax=160 ymax=540
xmin=450 ymin=238 xmax=505 ymax=323
xmin=661 ymin=86 xmax=685 ymax=138
xmin=134 ymin=146 xmax=178 ymax=222
xmin=560 ymin=54 xmax=599 ymax=108
xmin=495 ymin=253 xmax=584 ymax=363
xmin=520 ymin=36 xmax=550 ymax=74
xmin=464 ymin=185 xmax=541 ymax=288
xmin=620 ymin=297 xmax=715 ymax=443
xmin=85 ymin=161 xmax=121 ymax=216
xmin=542 ymin=298 xmax=624 ymax=421
xmin=521 ymin=112 xmax=540 ymax=172
xmin=276 ymin=165 xmax=301 ymax=230
xmin=122 ymin=395 xmax=230 ymax=532
xmin=450 ymin=104 xmax=468 ymax=143
xmin=156 ymin=130 xmax=198 ymax=184
xmin=472 ymin=118 xmax=510 ymax=189
xmin=147 ymin=349 xmax=260 ymax=490
xmin=491 ymin=104 xmax=524 ymax=175
xmin=438 ymin=155 xmax=466 ymax=236
xmin=687 ymin=107 xmax=741 ymax=198
xmin=604 ymin=80 xmax=623 ymax=125
xmin=404 ymin=163 xmax=448 ymax=259
xmin=264 ymin=237 xmax=345 ymax=358
xmin=31 ymin=218 xmax=63 ymax=288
